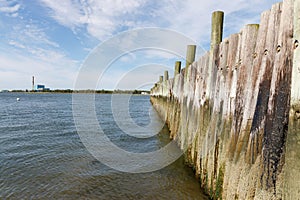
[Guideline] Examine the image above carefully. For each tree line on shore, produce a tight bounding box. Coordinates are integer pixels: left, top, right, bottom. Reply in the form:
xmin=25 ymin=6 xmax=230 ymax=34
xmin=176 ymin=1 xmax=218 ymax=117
xmin=4 ymin=89 xmax=149 ymax=94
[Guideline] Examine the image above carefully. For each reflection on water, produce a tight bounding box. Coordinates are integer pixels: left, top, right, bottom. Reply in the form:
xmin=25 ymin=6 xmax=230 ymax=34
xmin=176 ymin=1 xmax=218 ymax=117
xmin=0 ymin=93 xmax=207 ymax=199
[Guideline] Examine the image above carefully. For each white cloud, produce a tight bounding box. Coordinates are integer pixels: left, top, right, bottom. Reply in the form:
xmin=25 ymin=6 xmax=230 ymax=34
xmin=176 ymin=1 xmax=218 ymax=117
xmin=156 ymin=0 xmax=282 ymax=48
xmin=8 ymin=40 xmax=25 ymax=49
xmin=1 ymin=19 xmax=79 ymax=89
xmin=38 ymin=0 xmax=281 ymax=48
xmin=119 ymin=52 xmax=137 ymax=63
xmin=143 ymin=49 xmax=179 ymax=60
xmin=0 ymin=0 xmax=282 ymax=90
xmin=20 ymin=24 xmax=60 ymax=48
xmin=83 ymin=47 xmax=93 ymax=52
xmin=40 ymin=0 xmax=146 ymax=40
xmin=97 ymin=64 xmax=172 ymax=90
xmin=0 ymin=2 xmax=20 ymax=13
xmin=39 ymin=0 xmax=84 ymax=28
xmin=5 ymin=22 xmax=71 ymax=67
xmin=0 ymin=50 xmax=79 ymax=90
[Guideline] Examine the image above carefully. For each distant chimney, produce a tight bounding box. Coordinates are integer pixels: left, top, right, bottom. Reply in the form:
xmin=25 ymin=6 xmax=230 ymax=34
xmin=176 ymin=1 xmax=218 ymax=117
xmin=32 ymin=76 xmax=35 ymax=91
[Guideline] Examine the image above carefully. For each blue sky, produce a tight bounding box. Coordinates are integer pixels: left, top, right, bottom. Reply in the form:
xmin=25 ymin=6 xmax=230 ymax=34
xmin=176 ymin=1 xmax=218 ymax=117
xmin=0 ymin=0 xmax=280 ymax=90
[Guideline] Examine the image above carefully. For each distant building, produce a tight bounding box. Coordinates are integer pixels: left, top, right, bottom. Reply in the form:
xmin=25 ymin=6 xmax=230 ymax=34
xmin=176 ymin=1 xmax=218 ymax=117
xmin=35 ymin=84 xmax=50 ymax=92
xmin=32 ymin=76 xmax=50 ymax=92
xmin=36 ymin=85 xmax=45 ymax=91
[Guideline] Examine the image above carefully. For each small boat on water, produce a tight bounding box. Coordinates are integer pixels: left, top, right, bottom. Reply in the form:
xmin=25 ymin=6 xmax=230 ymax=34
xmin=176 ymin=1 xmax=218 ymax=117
xmin=16 ymin=98 xmax=20 ymax=101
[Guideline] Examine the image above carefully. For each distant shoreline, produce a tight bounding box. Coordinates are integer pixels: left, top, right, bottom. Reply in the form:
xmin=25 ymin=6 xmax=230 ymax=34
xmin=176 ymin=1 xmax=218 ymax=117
xmin=0 ymin=89 xmax=150 ymax=95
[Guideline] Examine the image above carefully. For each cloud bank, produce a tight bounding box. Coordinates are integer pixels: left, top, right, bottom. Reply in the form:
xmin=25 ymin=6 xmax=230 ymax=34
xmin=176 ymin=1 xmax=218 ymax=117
xmin=0 ymin=0 xmax=281 ymax=90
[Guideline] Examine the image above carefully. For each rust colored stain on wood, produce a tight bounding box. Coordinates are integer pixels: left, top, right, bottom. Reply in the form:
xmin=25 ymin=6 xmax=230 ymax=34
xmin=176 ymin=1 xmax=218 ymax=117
xmin=150 ymin=0 xmax=299 ymax=199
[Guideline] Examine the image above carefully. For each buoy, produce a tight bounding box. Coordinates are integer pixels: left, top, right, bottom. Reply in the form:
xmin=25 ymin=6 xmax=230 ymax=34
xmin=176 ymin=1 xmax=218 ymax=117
xmin=16 ymin=98 xmax=20 ymax=101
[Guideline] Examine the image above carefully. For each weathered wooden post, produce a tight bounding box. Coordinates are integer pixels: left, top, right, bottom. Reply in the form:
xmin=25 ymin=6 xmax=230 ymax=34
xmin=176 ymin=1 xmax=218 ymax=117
xmin=161 ymin=71 xmax=169 ymax=97
xmin=159 ymin=76 xmax=163 ymax=83
xmin=210 ymin=11 xmax=224 ymax=50
xmin=184 ymin=45 xmax=196 ymax=82
xmin=185 ymin=45 xmax=196 ymax=68
xmin=284 ymin=0 xmax=300 ymax=199
xmin=164 ymin=71 xmax=169 ymax=81
xmin=291 ymin=0 xmax=300 ymax=110
xmin=174 ymin=61 xmax=181 ymax=77
xmin=207 ymin=11 xmax=224 ymax=99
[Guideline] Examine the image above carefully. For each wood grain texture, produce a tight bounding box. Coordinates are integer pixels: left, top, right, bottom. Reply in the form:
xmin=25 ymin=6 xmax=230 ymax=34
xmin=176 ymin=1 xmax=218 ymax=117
xmin=150 ymin=1 xmax=298 ymax=198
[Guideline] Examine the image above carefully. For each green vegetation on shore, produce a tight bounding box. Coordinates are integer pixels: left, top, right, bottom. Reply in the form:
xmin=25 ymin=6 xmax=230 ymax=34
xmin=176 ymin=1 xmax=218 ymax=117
xmin=2 ymin=89 xmax=150 ymax=94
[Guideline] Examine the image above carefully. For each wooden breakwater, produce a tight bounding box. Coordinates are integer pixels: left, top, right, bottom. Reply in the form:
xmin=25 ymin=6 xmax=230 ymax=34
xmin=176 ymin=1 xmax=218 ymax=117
xmin=150 ymin=0 xmax=300 ymax=199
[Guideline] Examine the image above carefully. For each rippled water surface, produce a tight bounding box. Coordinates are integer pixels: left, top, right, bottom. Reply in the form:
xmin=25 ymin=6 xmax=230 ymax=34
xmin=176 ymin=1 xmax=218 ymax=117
xmin=0 ymin=93 xmax=207 ymax=199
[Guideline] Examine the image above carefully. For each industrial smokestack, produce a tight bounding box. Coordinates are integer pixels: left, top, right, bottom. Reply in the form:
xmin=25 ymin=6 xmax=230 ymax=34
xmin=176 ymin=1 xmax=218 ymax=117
xmin=32 ymin=76 xmax=35 ymax=91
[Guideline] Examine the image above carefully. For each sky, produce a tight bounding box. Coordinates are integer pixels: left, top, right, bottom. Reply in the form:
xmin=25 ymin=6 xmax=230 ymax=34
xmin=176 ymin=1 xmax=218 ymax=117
xmin=0 ymin=0 xmax=281 ymax=90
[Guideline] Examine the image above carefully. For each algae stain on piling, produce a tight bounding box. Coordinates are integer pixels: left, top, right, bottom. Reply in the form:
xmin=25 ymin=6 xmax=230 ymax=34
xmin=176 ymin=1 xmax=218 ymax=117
xmin=150 ymin=0 xmax=300 ymax=199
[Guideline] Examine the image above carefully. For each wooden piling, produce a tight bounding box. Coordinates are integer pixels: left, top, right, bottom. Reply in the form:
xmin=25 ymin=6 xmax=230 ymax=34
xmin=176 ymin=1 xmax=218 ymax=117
xmin=159 ymin=76 xmax=163 ymax=83
xmin=207 ymin=11 xmax=224 ymax=99
xmin=291 ymin=0 xmax=300 ymax=107
xmin=150 ymin=1 xmax=299 ymax=198
xmin=174 ymin=61 xmax=181 ymax=77
xmin=164 ymin=71 xmax=169 ymax=81
xmin=210 ymin=11 xmax=224 ymax=50
xmin=185 ymin=45 xmax=196 ymax=68
xmin=284 ymin=0 xmax=300 ymax=199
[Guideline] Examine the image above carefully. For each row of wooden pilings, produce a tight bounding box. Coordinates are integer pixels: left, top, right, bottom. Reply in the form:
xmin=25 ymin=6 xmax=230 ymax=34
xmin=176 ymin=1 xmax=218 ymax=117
xmin=151 ymin=0 xmax=300 ymax=199
xmin=156 ymin=11 xmax=224 ymax=88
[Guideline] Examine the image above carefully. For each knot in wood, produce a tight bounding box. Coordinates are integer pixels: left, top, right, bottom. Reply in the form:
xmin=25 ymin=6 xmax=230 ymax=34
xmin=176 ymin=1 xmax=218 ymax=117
xmin=294 ymin=40 xmax=299 ymax=49
xmin=253 ymin=52 xmax=257 ymax=58
xmin=238 ymin=59 xmax=242 ymax=65
xmin=276 ymin=45 xmax=281 ymax=52
xmin=295 ymin=111 xmax=300 ymax=120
